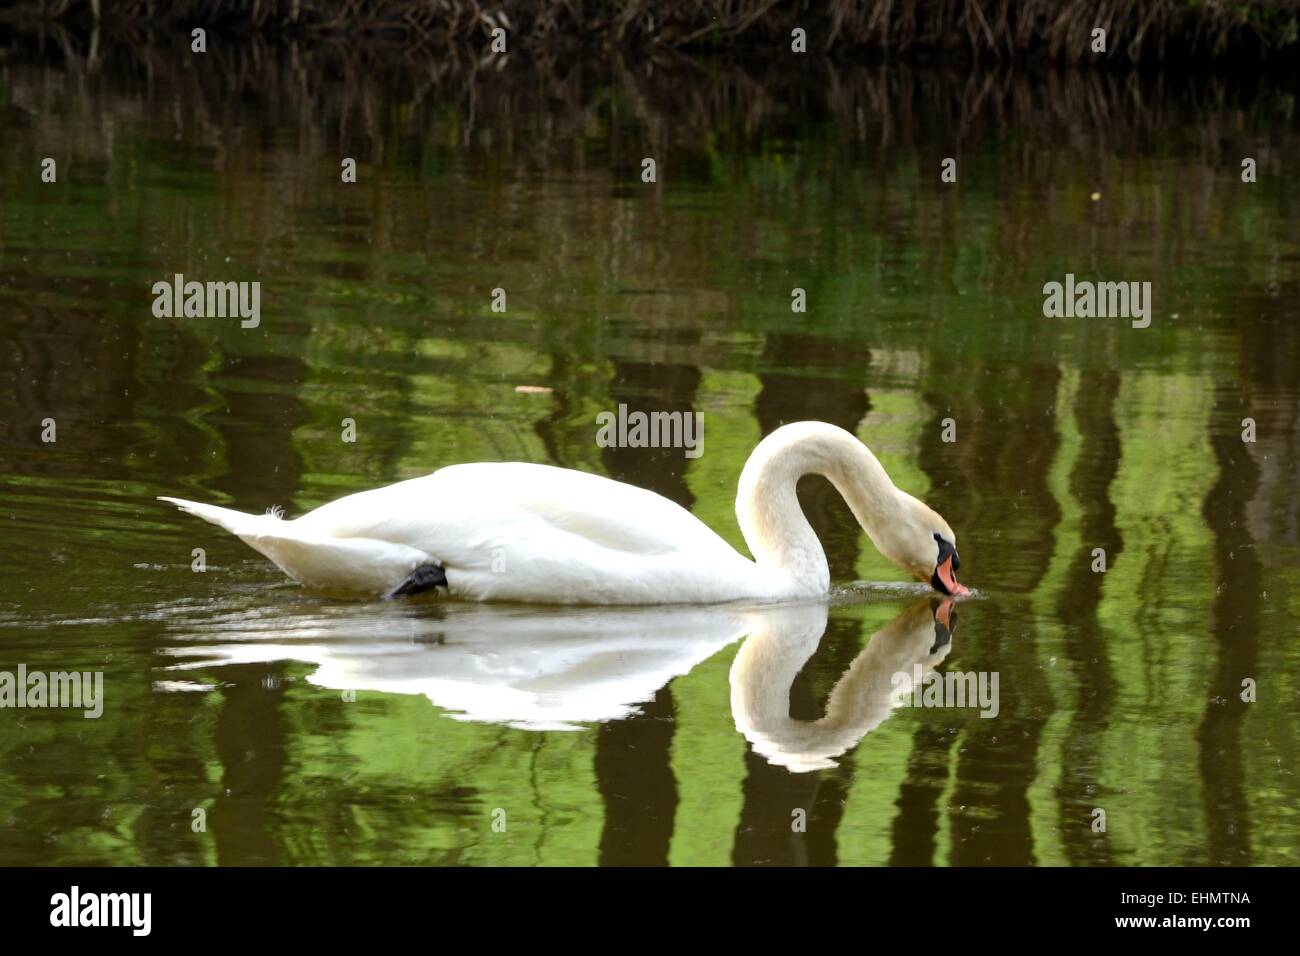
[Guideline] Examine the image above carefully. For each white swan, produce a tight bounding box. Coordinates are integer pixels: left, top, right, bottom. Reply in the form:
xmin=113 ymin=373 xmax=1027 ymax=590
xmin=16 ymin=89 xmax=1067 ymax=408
xmin=159 ymin=420 xmax=969 ymax=604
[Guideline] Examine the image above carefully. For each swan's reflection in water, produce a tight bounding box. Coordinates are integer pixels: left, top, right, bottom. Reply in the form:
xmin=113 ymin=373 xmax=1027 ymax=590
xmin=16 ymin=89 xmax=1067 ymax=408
xmin=160 ymin=596 xmax=955 ymax=768
xmin=731 ymin=600 xmax=952 ymax=772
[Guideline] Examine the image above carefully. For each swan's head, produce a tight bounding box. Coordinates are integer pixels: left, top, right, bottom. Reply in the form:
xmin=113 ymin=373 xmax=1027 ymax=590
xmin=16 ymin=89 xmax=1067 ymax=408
xmin=890 ymin=496 xmax=971 ymax=597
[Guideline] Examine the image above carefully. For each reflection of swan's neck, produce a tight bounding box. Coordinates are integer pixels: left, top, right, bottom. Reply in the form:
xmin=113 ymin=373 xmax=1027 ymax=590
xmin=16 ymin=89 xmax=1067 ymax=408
xmin=731 ymin=600 xmax=949 ymax=773
xmin=735 ymin=423 xmax=905 ymax=591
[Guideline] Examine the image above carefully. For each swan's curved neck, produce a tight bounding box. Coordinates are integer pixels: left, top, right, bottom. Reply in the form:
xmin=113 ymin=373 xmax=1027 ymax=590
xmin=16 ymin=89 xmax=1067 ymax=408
xmin=735 ymin=422 xmax=905 ymax=592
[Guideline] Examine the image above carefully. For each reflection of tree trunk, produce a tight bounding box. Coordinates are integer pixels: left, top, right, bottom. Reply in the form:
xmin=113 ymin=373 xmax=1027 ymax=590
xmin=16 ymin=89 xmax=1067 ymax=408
xmin=593 ymin=687 xmax=677 ymax=867
xmin=599 ymin=358 xmax=701 ymax=503
xmin=1241 ymin=294 xmax=1300 ymax=550
xmin=209 ymin=354 xmax=309 ymax=505
xmin=1196 ymin=383 xmax=1260 ymax=865
xmin=1054 ymin=370 xmax=1120 ymax=866
xmin=921 ymin=360 xmax=1058 ymax=865
xmin=211 ymin=664 xmax=288 ymax=865
xmin=593 ymin=354 xmax=700 ymax=865
xmin=889 ymin=724 xmax=959 ymax=865
xmin=1217 ymin=297 xmax=1300 ymax=863
xmin=533 ymin=350 xmax=576 ymax=468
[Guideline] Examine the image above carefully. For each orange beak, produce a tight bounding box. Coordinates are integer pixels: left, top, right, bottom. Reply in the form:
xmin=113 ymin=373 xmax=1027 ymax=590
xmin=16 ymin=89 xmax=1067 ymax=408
xmin=934 ymin=555 xmax=971 ymax=597
xmin=934 ymin=598 xmax=955 ymax=631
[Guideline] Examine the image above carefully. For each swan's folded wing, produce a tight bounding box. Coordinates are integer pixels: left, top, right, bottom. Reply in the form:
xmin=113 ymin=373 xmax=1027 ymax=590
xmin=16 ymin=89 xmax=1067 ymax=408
xmin=284 ymin=462 xmax=759 ymax=602
xmin=296 ymin=462 xmax=744 ymax=561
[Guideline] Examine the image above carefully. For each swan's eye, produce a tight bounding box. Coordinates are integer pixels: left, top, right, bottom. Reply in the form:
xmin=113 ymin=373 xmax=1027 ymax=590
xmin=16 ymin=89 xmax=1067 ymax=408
xmin=932 ymin=532 xmax=958 ymax=570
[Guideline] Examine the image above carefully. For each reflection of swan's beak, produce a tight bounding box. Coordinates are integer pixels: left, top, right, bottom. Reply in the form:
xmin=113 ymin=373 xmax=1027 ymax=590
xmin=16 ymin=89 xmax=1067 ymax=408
xmin=934 ymin=598 xmax=955 ymax=631
xmin=932 ymin=554 xmax=971 ymax=597
xmin=932 ymin=599 xmax=957 ymax=652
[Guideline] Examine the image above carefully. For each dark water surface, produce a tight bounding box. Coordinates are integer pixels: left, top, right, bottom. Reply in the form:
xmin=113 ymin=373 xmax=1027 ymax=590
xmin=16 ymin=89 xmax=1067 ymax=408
xmin=1 ymin=43 xmax=1298 ymax=865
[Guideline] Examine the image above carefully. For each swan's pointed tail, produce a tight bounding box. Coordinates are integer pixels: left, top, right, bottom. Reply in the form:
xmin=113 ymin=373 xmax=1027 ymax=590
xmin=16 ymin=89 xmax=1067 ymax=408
xmin=157 ymin=496 xmax=268 ymax=536
xmin=158 ymin=495 xmax=297 ymax=573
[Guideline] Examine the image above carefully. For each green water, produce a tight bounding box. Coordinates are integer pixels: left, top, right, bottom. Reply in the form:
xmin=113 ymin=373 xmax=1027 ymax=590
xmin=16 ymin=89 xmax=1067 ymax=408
xmin=1 ymin=45 xmax=1298 ymax=866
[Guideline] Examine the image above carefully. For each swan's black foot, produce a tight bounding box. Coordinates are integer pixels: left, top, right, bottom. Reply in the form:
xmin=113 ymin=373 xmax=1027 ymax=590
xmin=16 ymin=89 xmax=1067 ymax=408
xmin=385 ymin=563 xmax=448 ymax=599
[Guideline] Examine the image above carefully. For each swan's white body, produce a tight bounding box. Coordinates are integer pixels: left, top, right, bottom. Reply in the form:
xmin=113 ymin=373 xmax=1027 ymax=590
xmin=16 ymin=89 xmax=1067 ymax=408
xmin=160 ymin=421 xmax=962 ymax=604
